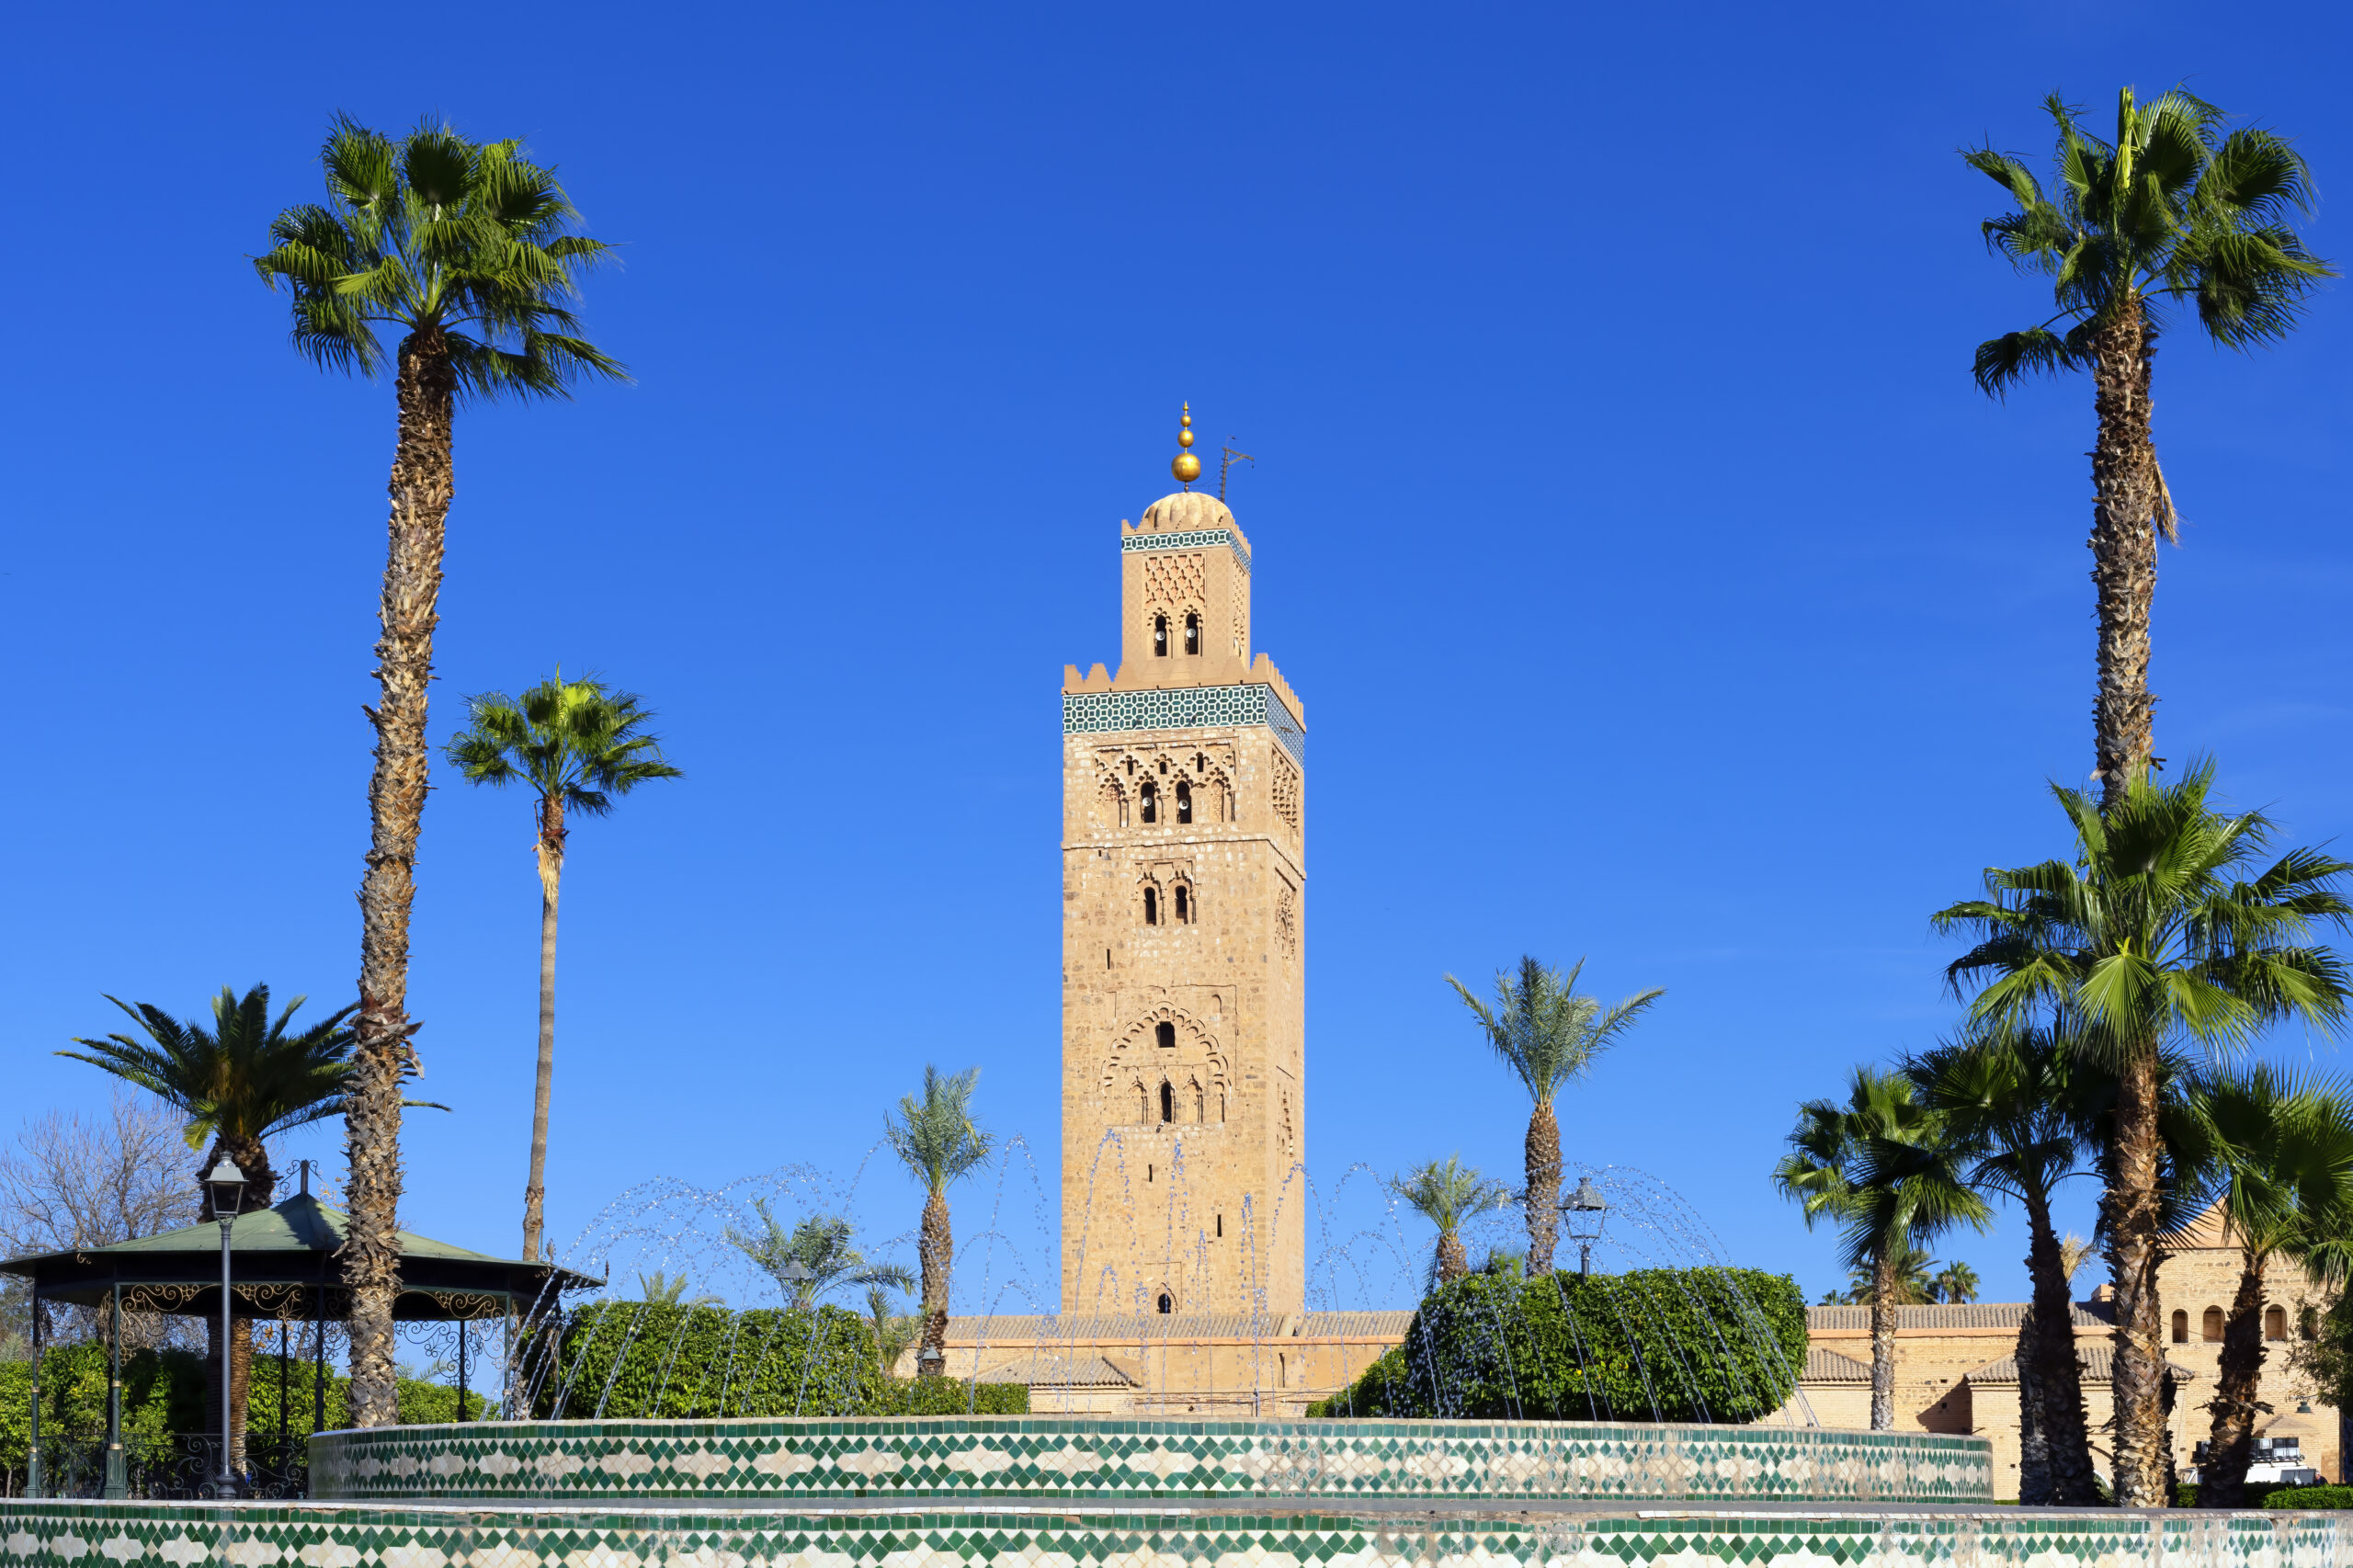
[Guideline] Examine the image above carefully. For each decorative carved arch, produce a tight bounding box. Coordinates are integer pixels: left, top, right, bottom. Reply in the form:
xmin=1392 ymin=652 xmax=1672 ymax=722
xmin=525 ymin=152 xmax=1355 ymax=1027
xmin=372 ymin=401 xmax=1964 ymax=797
xmin=1101 ymin=1004 xmax=1230 ymax=1104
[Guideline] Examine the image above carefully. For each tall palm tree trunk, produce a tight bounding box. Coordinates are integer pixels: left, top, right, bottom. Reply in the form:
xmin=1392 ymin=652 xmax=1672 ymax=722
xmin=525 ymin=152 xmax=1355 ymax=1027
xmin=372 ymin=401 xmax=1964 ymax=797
xmin=2014 ymin=1321 xmax=2050 ymax=1504
xmin=347 ymin=327 xmax=455 ymax=1427
xmin=1869 ymin=1242 xmax=1897 ymax=1430
xmin=2199 ymin=1255 xmax=2271 ymax=1508
xmin=917 ymin=1190 xmax=951 ymax=1374
xmin=522 ymin=794 xmax=567 ymax=1262
xmin=2104 ymin=1046 xmax=2170 ymax=1506
xmin=2088 ymin=299 xmax=2159 ymax=810
xmin=1523 ymin=1100 xmax=1561 ymax=1275
xmin=2020 ymin=1194 xmax=2099 ymax=1504
xmin=1435 ymin=1232 xmax=1467 ymax=1286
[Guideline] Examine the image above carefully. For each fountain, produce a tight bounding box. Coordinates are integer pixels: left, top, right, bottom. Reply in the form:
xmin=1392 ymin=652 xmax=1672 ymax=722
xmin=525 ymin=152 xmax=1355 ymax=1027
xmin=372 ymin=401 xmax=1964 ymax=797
xmin=6 ymin=1149 xmax=2345 ymax=1565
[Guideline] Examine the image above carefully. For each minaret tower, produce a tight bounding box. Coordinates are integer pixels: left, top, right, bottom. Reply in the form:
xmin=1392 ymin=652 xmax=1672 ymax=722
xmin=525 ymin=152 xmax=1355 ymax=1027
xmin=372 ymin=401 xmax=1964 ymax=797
xmin=1060 ymin=407 xmax=1307 ymax=1320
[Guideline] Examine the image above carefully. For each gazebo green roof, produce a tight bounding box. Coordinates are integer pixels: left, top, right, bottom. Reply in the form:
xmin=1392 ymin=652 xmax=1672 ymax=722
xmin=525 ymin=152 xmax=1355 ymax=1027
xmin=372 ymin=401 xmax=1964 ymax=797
xmin=0 ymin=1191 xmax=597 ymax=1320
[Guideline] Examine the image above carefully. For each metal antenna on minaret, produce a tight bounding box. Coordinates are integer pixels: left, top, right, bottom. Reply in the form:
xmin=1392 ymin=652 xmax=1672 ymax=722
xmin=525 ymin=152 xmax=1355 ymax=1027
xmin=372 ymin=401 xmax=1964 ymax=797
xmin=1219 ymin=440 xmax=1256 ymax=502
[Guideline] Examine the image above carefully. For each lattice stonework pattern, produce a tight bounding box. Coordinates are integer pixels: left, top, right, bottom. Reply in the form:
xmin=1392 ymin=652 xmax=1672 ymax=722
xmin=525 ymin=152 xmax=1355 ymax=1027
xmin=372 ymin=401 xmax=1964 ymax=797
xmin=1064 ymin=685 xmax=1306 ymax=768
xmin=1142 ymin=552 xmax=1206 ymax=616
xmin=301 ymin=1418 xmax=1992 ymax=1504
xmin=1121 ymin=527 xmax=1252 ymax=575
xmin=2 ymin=1498 xmax=2347 ymax=1568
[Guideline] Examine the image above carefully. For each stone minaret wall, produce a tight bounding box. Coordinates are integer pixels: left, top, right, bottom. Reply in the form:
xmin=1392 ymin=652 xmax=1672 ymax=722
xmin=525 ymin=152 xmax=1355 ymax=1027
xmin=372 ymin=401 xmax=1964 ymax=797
xmin=1061 ymin=491 xmax=1307 ymax=1320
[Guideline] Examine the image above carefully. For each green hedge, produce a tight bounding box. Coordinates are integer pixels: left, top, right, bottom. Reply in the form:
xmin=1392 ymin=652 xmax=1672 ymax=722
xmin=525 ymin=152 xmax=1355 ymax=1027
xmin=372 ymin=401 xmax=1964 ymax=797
xmin=2258 ymin=1484 xmax=2353 ymax=1509
xmin=533 ymin=1302 xmax=1029 ymax=1417
xmin=0 ymin=1344 xmax=487 ymax=1474
xmin=876 ymin=1376 xmax=1028 ymax=1415
xmin=1307 ymin=1267 xmax=1808 ymax=1423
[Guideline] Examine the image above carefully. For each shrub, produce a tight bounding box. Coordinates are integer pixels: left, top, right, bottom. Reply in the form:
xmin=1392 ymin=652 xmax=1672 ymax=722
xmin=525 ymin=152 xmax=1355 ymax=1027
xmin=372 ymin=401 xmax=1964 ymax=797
xmin=1307 ymin=1267 xmax=1807 ymax=1423
xmin=534 ymin=1302 xmax=888 ymax=1418
xmin=874 ymin=1377 xmax=1029 ymax=1415
xmin=2259 ymin=1483 xmax=2353 ymax=1509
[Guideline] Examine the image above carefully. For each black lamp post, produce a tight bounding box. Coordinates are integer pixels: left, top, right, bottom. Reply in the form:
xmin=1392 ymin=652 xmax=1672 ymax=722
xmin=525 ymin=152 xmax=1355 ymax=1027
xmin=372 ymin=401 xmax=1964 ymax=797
xmin=1559 ymin=1176 xmax=1608 ymax=1278
xmin=202 ymin=1154 xmax=248 ymax=1496
xmin=778 ymin=1258 xmax=814 ymax=1307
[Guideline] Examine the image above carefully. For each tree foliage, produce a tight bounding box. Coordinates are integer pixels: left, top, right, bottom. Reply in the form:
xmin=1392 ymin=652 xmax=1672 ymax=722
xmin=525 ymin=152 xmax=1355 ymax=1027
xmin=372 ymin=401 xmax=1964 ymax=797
xmin=1305 ymin=1267 xmax=1805 ymax=1424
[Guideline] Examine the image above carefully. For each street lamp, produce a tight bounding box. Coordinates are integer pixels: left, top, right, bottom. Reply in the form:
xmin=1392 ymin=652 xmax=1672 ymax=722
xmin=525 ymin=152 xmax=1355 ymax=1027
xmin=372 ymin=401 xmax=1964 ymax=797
xmin=202 ymin=1155 xmax=248 ymax=1496
xmin=777 ymin=1258 xmax=814 ymax=1308
xmin=916 ymin=1346 xmax=945 ymax=1380
xmin=1559 ymin=1176 xmax=1608 ymax=1278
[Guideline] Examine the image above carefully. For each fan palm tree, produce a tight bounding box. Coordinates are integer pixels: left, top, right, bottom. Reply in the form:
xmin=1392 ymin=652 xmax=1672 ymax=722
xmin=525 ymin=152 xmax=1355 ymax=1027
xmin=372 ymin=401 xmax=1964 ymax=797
xmin=1904 ymin=1024 xmax=2101 ymax=1504
xmin=1931 ymin=1262 xmax=1980 ymax=1304
xmin=1388 ymin=1155 xmax=1511 ymax=1289
xmin=1774 ymin=1067 xmax=1992 ymax=1429
xmin=1965 ymin=88 xmax=2331 ymax=808
xmin=60 ymin=985 xmax=361 ymax=1462
xmin=884 ymin=1066 xmax=993 ymax=1373
xmin=445 ymin=673 xmax=681 ymax=1261
xmin=1936 ymin=762 xmax=2353 ymax=1505
xmin=1447 ymin=957 xmax=1661 ymax=1273
xmin=2177 ymin=1066 xmax=2353 ymax=1507
xmin=254 ymin=116 xmax=623 ymax=1426
xmin=724 ymin=1205 xmax=915 ymax=1310
xmin=1841 ymin=1237 xmax=1939 ymax=1306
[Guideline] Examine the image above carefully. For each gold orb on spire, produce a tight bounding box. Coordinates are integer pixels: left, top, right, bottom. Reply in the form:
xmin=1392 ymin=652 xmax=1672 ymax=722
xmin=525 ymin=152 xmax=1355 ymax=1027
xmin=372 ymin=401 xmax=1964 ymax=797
xmin=1172 ymin=402 xmax=1201 ymax=485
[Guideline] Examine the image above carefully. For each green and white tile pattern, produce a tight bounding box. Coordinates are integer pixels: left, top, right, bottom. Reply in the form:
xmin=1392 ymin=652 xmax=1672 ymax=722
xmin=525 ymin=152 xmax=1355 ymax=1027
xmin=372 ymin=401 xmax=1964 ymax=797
xmin=1 ymin=1497 xmax=2347 ymax=1568
xmin=307 ymin=1419 xmax=1992 ymax=1506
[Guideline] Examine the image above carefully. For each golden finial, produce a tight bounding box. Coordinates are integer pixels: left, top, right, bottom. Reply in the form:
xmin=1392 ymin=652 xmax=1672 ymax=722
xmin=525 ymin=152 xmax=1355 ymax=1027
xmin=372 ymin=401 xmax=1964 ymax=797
xmin=1171 ymin=403 xmax=1201 ymax=487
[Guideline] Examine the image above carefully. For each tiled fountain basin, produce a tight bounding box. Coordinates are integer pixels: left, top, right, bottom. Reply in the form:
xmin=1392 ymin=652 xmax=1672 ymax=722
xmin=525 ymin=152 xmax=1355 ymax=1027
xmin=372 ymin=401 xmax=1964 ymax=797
xmin=3 ymin=1496 xmax=2349 ymax=1568
xmin=307 ymin=1417 xmax=1993 ymax=1506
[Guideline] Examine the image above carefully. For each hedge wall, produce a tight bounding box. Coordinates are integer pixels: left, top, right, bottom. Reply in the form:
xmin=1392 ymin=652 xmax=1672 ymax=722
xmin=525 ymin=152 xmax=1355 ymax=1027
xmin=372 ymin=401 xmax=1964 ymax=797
xmin=0 ymin=1344 xmax=488 ymax=1474
xmin=531 ymin=1301 xmax=1025 ymax=1418
xmin=1307 ymin=1267 xmax=1808 ymax=1423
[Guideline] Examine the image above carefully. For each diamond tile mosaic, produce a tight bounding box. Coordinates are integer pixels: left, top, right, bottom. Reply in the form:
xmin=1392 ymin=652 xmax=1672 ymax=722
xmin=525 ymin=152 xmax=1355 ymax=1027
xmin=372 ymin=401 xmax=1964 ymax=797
xmin=301 ymin=1418 xmax=1991 ymax=1506
xmin=1063 ymin=687 xmax=1306 ymax=768
xmin=1120 ymin=529 xmax=1252 ymax=575
xmin=1 ymin=1495 xmax=2346 ymax=1568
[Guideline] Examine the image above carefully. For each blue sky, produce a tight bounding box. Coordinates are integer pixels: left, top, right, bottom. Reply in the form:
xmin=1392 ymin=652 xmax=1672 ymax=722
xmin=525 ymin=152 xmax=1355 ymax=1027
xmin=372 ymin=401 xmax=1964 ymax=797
xmin=5 ymin=0 xmax=2351 ymax=1318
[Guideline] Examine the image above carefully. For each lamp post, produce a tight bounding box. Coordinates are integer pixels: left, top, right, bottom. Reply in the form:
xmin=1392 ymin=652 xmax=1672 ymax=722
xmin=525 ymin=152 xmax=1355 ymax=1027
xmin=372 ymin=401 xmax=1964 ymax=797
xmin=1559 ymin=1176 xmax=1608 ymax=1278
xmin=202 ymin=1154 xmax=248 ymax=1497
xmin=777 ymin=1258 xmax=814 ymax=1308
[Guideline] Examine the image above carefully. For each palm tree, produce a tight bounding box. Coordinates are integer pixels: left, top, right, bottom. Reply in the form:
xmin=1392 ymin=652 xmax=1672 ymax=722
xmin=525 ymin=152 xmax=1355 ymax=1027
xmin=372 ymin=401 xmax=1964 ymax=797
xmin=60 ymin=985 xmax=358 ymax=1462
xmin=1965 ymin=88 xmax=2331 ymax=808
xmin=445 ymin=673 xmax=681 ymax=1261
xmin=1905 ymin=1025 xmax=2101 ymax=1504
xmin=1447 ymin=957 xmax=1662 ymax=1273
xmin=2178 ymin=1066 xmax=2353 ymax=1507
xmin=1774 ymin=1067 xmax=1992 ymax=1429
xmin=864 ymin=1283 xmax=921 ymax=1375
xmin=635 ymin=1271 xmax=718 ymax=1308
xmin=724 ymin=1205 xmax=915 ymax=1309
xmin=1388 ymin=1155 xmax=1511 ymax=1289
xmin=1931 ymin=1262 xmax=1980 ymax=1304
xmin=255 ymin=116 xmax=623 ymax=1426
xmin=1937 ymin=764 xmax=2353 ymax=1503
xmin=883 ymin=1066 xmax=993 ymax=1372
xmin=1840 ymin=1237 xmax=1939 ymax=1305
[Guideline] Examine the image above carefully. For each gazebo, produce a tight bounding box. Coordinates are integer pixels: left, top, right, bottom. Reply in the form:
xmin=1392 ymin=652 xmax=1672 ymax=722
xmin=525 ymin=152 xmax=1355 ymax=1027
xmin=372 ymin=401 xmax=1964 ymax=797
xmin=1 ymin=1178 xmax=597 ymax=1496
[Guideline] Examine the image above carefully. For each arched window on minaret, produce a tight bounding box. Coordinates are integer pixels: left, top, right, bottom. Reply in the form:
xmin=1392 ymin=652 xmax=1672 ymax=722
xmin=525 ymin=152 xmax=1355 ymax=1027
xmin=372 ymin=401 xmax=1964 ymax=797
xmin=1142 ymin=887 xmax=1158 ymax=926
xmin=1176 ymin=782 xmax=1192 ymax=824
xmin=1191 ymin=1078 xmax=1205 ymax=1121
xmin=1155 ymin=1021 xmax=1176 ymax=1051
xmin=1159 ymin=1082 xmax=1175 ymax=1123
xmin=1137 ymin=1080 xmax=1151 ymax=1122
xmin=1140 ymin=781 xmax=1157 ymax=823
xmin=1156 ymin=1291 xmax=1173 ymax=1314
xmin=1184 ymin=612 xmax=1199 ymax=654
xmin=1173 ymin=885 xmax=1190 ymax=923
xmin=1154 ymin=614 xmax=1169 ymax=657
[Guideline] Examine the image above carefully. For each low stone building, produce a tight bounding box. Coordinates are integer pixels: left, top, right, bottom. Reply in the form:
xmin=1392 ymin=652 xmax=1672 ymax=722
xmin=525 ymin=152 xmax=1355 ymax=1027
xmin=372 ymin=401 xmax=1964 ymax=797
xmin=1779 ymin=1205 xmax=2340 ymax=1498
xmin=900 ymin=1311 xmax=1412 ymax=1414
